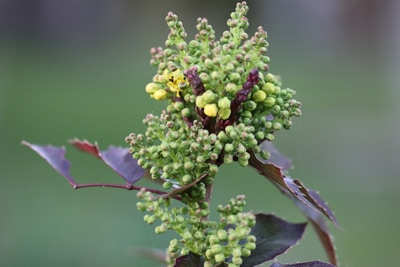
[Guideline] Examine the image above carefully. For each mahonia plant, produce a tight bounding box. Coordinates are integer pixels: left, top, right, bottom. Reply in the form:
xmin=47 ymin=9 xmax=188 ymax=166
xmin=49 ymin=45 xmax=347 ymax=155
xmin=23 ymin=2 xmax=338 ymax=267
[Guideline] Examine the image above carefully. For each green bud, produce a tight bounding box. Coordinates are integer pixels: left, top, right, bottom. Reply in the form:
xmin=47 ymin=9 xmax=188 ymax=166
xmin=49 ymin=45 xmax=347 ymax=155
xmin=243 ymin=100 xmax=257 ymax=111
xmin=205 ymin=58 xmax=214 ymax=69
xmin=229 ymin=72 xmax=241 ymax=82
xmin=203 ymin=90 xmax=217 ymax=103
xmin=209 ymin=234 xmax=219 ymax=244
xmin=232 ymin=247 xmax=242 ymax=257
xmin=214 ymin=253 xmax=225 ymax=263
xmin=211 ymin=244 xmax=222 ymax=254
xmin=224 ymin=143 xmax=234 ymax=153
xmin=199 ymin=72 xmax=210 ymax=83
xmin=217 ymin=230 xmax=227 ymax=240
xmin=181 ymin=107 xmax=191 ymax=117
xmin=225 ymin=82 xmax=238 ymax=93
xmin=247 ymin=235 xmax=256 ymax=243
xmin=245 ymin=242 xmax=256 ymax=250
xmin=205 ymin=249 xmax=213 ymax=259
xmin=262 ymin=82 xmax=275 ymax=94
xmin=266 ymin=133 xmax=274 ymax=141
xmin=209 ymin=164 xmax=219 ymax=174
xmin=182 ymin=174 xmax=192 ymax=184
xmin=273 ymin=122 xmax=282 ymax=130
xmin=211 ymin=71 xmax=221 ymax=80
xmin=260 ymin=150 xmax=270 ymax=160
xmin=238 ymin=158 xmax=248 ymax=166
xmin=232 ymin=256 xmax=243 ymax=265
xmin=136 ymin=202 xmax=146 ymax=212
xmin=217 ymin=131 xmax=228 ymax=142
xmin=180 ymin=247 xmax=190 ymax=255
xmin=196 ymin=95 xmax=206 ymax=108
xmin=162 ymin=181 xmax=172 ymax=189
xmin=218 ymin=97 xmax=231 ymax=109
xmin=182 ymin=231 xmax=192 ymax=240
xmin=184 ymin=161 xmax=195 ymax=170
xmin=241 ymin=248 xmax=251 ymax=257
xmin=173 ymin=101 xmax=184 ymax=111
xmin=224 ymin=154 xmax=233 ymax=164
xmin=252 ymin=90 xmax=266 ymax=102
xmin=272 ymin=105 xmax=281 ymax=114
xmin=264 ymin=96 xmax=276 ymax=107
xmin=145 ymin=214 xmax=156 ymax=224
xmin=194 ymin=231 xmax=203 ymax=240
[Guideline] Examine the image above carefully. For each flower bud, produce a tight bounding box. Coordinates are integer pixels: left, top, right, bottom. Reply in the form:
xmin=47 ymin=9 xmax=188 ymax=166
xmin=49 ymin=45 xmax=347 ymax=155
xmin=214 ymin=253 xmax=225 ymax=263
xmin=196 ymin=95 xmax=207 ymax=108
xmin=145 ymin=82 xmax=159 ymax=94
xmin=204 ymin=103 xmax=218 ymax=117
xmin=218 ymin=97 xmax=231 ymax=109
xmin=182 ymin=174 xmax=192 ymax=184
xmin=203 ymin=90 xmax=217 ymax=103
xmin=264 ymin=96 xmax=276 ymax=107
xmin=252 ymin=90 xmax=266 ymax=102
xmin=211 ymin=244 xmax=222 ymax=254
xmin=225 ymin=82 xmax=238 ymax=93
xmin=153 ymin=89 xmax=167 ymax=100
xmin=218 ymin=108 xmax=231 ymax=120
xmin=232 ymin=256 xmax=243 ymax=265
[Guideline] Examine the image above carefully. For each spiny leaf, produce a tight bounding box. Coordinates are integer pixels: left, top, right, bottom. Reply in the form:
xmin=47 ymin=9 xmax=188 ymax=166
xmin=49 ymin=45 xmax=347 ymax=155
xmin=248 ymin=151 xmax=338 ymax=265
xmin=21 ymin=141 xmax=77 ymax=187
xmin=241 ymin=214 xmax=307 ymax=267
xmin=270 ymin=260 xmax=336 ymax=267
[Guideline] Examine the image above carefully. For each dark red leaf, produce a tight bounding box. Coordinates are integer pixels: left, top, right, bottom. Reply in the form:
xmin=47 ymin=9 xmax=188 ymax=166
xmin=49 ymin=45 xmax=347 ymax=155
xmin=70 ymin=139 xmax=145 ymax=186
xmin=259 ymin=141 xmax=292 ymax=171
xmin=21 ymin=141 xmax=77 ymax=187
xmin=174 ymin=252 xmax=204 ymax=267
xmin=241 ymin=214 xmax=307 ymax=267
xmin=270 ymin=260 xmax=336 ymax=267
xmin=69 ymin=138 xmax=101 ymax=158
xmin=248 ymin=151 xmax=338 ymax=265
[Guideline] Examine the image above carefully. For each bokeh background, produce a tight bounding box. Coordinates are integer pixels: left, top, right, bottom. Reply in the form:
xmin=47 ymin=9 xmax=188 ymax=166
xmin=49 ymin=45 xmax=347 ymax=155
xmin=1 ymin=0 xmax=399 ymax=266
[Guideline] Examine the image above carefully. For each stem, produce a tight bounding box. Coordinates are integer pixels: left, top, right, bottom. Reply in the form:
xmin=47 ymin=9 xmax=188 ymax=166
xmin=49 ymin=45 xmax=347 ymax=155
xmin=72 ymin=183 xmax=182 ymax=201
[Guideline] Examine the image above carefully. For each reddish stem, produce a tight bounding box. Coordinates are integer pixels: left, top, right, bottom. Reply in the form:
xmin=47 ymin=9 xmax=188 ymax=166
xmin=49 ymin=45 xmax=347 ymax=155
xmin=71 ymin=183 xmax=182 ymax=201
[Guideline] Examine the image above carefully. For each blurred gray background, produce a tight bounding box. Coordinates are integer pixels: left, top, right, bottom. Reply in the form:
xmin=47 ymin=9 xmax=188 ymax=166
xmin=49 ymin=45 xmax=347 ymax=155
xmin=1 ymin=0 xmax=399 ymax=266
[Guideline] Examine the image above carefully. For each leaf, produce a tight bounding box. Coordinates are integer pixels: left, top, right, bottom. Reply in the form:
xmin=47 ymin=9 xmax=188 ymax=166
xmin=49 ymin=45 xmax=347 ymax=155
xmin=174 ymin=252 xmax=204 ymax=267
xmin=270 ymin=260 xmax=336 ymax=267
xmin=248 ymin=151 xmax=338 ymax=265
xmin=259 ymin=141 xmax=292 ymax=171
xmin=22 ymin=139 xmax=145 ymax=188
xmin=69 ymin=139 xmax=145 ymax=186
xmin=241 ymin=214 xmax=307 ymax=267
xmin=21 ymin=141 xmax=77 ymax=187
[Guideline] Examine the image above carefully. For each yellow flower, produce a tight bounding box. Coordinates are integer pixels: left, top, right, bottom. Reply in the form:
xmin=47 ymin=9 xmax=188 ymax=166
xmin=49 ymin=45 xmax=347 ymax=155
xmin=204 ymin=103 xmax=218 ymax=117
xmin=166 ymin=69 xmax=188 ymax=97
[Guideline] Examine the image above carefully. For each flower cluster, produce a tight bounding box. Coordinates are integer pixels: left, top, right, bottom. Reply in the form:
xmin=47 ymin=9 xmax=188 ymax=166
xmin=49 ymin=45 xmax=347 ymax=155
xmin=126 ymin=2 xmax=301 ymax=266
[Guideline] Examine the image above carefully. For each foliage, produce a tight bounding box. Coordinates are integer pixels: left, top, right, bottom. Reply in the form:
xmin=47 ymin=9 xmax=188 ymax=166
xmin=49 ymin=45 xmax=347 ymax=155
xmin=23 ymin=2 xmax=338 ymax=267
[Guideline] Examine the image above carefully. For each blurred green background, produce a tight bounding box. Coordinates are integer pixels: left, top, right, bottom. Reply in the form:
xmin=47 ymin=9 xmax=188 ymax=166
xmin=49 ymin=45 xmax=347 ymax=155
xmin=1 ymin=0 xmax=400 ymax=266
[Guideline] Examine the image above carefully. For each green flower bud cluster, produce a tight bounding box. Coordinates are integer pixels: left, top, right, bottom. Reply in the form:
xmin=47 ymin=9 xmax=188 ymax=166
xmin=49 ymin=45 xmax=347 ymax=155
xmin=126 ymin=2 xmax=302 ymax=266
xmin=203 ymin=195 xmax=256 ymax=267
xmin=138 ymin=188 xmax=256 ymax=267
xmin=144 ymin=1 xmax=301 ymax=145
